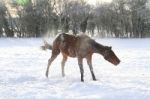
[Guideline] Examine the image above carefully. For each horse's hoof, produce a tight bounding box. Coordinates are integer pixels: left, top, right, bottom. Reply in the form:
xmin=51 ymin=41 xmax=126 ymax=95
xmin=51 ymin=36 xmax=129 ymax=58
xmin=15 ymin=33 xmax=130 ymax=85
xmin=93 ymin=79 xmax=97 ymax=81
xmin=62 ymin=74 xmax=65 ymax=77
xmin=45 ymin=73 xmax=49 ymax=78
xmin=93 ymin=78 xmax=97 ymax=81
xmin=46 ymin=75 xmax=48 ymax=78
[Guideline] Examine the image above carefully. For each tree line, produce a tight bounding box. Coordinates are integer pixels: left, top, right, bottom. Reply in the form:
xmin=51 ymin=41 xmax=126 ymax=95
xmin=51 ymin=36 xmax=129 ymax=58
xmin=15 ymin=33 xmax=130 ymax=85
xmin=0 ymin=0 xmax=150 ymax=38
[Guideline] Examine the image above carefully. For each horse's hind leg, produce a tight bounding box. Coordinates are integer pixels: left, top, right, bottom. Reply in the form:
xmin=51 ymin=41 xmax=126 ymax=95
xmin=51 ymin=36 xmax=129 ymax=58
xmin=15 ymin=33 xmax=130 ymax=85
xmin=61 ymin=54 xmax=68 ymax=77
xmin=46 ymin=49 xmax=60 ymax=77
xmin=86 ymin=54 xmax=96 ymax=81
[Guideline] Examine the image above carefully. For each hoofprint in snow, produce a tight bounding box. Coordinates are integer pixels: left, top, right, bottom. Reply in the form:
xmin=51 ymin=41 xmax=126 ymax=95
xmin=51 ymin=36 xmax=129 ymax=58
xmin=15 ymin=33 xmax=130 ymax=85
xmin=0 ymin=38 xmax=150 ymax=99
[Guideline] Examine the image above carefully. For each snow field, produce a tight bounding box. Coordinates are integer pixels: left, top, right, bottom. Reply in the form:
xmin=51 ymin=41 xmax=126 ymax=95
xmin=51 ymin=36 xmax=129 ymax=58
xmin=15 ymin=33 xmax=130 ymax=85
xmin=0 ymin=38 xmax=150 ymax=99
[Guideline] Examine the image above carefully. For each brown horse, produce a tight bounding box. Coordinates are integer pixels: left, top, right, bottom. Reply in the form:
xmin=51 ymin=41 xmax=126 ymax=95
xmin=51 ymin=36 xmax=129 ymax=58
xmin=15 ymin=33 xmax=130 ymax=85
xmin=41 ymin=33 xmax=120 ymax=82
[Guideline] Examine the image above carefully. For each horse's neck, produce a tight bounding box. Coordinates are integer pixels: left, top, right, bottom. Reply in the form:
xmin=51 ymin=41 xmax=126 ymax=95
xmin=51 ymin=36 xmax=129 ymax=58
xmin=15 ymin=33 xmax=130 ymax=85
xmin=93 ymin=41 xmax=105 ymax=56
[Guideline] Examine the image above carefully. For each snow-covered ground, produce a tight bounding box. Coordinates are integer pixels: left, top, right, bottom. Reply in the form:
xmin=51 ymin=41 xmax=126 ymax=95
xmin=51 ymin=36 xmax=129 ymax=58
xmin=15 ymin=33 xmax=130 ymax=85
xmin=0 ymin=38 xmax=150 ymax=99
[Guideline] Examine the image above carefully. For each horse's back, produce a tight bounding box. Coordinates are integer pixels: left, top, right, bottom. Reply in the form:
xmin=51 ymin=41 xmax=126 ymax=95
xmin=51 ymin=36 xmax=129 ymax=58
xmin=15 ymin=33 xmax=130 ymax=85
xmin=77 ymin=34 xmax=94 ymax=47
xmin=52 ymin=33 xmax=95 ymax=57
xmin=53 ymin=33 xmax=77 ymax=57
xmin=76 ymin=34 xmax=95 ymax=57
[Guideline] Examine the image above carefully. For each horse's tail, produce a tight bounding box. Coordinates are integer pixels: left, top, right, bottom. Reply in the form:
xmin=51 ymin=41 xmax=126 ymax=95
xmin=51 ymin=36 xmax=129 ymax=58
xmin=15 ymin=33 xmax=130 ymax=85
xmin=40 ymin=40 xmax=52 ymax=50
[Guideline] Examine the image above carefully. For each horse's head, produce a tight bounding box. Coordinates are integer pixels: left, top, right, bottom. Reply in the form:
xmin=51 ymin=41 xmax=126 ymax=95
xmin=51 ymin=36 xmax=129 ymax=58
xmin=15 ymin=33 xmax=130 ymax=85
xmin=103 ymin=46 xmax=120 ymax=66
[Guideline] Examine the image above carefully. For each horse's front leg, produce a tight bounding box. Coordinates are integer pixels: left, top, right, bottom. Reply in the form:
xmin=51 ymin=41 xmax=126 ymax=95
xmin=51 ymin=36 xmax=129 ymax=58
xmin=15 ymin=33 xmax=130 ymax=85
xmin=61 ymin=54 xmax=68 ymax=77
xmin=78 ymin=57 xmax=84 ymax=82
xmin=86 ymin=54 xmax=96 ymax=81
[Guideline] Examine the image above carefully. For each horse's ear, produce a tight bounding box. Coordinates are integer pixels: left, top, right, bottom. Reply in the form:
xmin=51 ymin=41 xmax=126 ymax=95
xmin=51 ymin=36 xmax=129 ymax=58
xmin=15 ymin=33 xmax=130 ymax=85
xmin=109 ymin=46 xmax=112 ymax=49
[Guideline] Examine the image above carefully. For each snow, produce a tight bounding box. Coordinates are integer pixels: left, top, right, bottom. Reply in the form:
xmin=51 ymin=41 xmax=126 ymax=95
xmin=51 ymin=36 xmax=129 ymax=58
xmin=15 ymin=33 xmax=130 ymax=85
xmin=0 ymin=38 xmax=150 ymax=99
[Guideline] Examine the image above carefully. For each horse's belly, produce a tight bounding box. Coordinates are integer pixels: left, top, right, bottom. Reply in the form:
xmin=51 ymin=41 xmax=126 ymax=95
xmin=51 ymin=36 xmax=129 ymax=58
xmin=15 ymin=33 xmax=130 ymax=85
xmin=68 ymin=48 xmax=76 ymax=57
xmin=60 ymin=48 xmax=76 ymax=57
xmin=59 ymin=41 xmax=77 ymax=57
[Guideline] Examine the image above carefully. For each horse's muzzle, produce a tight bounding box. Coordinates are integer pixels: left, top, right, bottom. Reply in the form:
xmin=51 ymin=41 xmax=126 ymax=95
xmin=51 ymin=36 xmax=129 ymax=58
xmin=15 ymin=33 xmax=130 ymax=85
xmin=114 ymin=59 xmax=120 ymax=66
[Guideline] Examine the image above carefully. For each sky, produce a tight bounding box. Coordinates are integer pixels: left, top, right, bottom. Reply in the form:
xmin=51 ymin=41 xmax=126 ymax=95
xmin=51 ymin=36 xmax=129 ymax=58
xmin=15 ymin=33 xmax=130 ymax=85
xmin=87 ymin=0 xmax=112 ymax=5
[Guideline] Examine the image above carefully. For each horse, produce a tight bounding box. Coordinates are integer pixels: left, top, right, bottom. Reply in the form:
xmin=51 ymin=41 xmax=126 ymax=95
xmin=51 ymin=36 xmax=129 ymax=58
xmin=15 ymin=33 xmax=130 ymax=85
xmin=41 ymin=33 xmax=120 ymax=82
